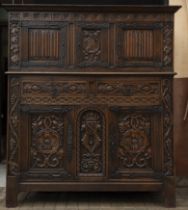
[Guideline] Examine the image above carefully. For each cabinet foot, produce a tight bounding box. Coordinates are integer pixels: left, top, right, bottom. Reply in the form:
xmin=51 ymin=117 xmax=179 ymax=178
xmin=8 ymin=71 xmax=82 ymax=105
xmin=6 ymin=176 xmax=18 ymax=208
xmin=163 ymin=176 xmax=176 ymax=208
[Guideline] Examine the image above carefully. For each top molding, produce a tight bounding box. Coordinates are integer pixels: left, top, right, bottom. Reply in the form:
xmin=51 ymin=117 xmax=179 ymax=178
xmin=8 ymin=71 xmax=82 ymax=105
xmin=2 ymin=5 xmax=181 ymax=13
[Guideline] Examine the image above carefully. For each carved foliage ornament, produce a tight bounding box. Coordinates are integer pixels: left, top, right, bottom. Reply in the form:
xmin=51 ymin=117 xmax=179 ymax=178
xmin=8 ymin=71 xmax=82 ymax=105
xmin=163 ymin=22 xmax=173 ymax=67
xmin=8 ymin=78 xmax=20 ymax=175
xmin=10 ymin=22 xmax=20 ymax=66
xmin=31 ymin=114 xmax=64 ymax=168
xmin=79 ymin=110 xmax=104 ymax=174
xmin=163 ymin=79 xmax=173 ymax=176
xmin=118 ymin=114 xmax=152 ymax=168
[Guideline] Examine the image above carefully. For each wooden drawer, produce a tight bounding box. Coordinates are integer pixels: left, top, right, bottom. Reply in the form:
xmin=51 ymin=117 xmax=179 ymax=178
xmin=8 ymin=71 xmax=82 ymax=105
xmin=20 ymin=77 xmax=162 ymax=106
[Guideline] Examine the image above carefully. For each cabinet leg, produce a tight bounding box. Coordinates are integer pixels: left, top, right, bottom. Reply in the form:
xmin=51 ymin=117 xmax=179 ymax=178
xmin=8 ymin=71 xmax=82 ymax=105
xmin=163 ymin=176 xmax=176 ymax=208
xmin=6 ymin=176 xmax=18 ymax=208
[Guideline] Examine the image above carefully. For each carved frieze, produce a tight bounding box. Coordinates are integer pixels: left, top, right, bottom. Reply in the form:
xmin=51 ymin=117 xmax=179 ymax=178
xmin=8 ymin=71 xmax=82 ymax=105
xmin=7 ymin=78 xmax=20 ymax=176
xmin=21 ymin=80 xmax=160 ymax=106
xmin=78 ymin=110 xmax=105 ymax=175
xmin=162 ymin=79 xmax=173 ymax=176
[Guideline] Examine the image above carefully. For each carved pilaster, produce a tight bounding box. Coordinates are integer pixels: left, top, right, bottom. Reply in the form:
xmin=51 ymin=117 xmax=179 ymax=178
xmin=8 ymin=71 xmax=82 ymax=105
xmin=162 ymin=79 xmax=173 ymax=176
xmin=163 ymin=22 xmax=173 ymax=68
xmin=9 ymin=21 xmax=20 ymax=67
xmin=7 ymin=78 xmax=20 ymax=176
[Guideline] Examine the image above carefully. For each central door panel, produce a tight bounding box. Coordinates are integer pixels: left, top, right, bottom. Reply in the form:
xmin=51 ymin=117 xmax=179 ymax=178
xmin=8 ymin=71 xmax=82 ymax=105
xmin=76 ymin=107 xmax=107 ymax=181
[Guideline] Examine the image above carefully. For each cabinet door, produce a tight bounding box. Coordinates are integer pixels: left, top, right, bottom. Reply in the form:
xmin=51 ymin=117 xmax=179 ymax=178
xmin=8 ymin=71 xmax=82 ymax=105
xmin=20 ymin=106 xmax=75 ymax=181
xmin=76 ymin=107 xmax=107 ymax=181
xmin=108 ymin=107 xmax=162 ymax=180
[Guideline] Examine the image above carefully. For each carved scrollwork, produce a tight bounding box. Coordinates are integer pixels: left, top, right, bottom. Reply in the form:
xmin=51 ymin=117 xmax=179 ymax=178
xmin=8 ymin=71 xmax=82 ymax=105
xmin=9 ymin=22 xmax=20 ymax=66
xmin=8 ymin=78 xmax=20 ymax=176
xmin=117 ymin=114 xmax=152 ymax=168
xmin=162 ymin=79 xmax=173 ymax=176
xmin=31 ymin=114 xmax=65 ymax=168
xmin=78 ymin=110 xmax=104 ymax=175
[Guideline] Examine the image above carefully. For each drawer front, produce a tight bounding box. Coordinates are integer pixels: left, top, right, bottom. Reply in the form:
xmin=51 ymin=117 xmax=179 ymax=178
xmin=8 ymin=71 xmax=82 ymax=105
xmin=20 ymin=77 xmax=161 ymax=106
xmin=8 ymin=77 xmax=171 ymax=181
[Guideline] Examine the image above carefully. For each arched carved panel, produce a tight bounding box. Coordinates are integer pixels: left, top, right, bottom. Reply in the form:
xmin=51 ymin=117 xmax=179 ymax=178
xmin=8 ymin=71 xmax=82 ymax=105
xmin=77 ymin=109 xmax=105 ymax=176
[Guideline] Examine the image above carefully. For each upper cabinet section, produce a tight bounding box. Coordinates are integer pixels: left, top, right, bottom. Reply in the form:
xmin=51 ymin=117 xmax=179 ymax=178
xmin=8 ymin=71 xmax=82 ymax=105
xmin=7 ymin=6 xmax=180 ymax=72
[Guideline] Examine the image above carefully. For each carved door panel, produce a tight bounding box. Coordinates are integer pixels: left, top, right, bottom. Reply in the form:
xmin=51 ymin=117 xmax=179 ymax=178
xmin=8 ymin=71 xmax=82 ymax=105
xmin=108 ymin=107 xmax=162 ymax=180
xmin=20 ymin=21 xmax=68 ymax=67
xmin=75 ymin=23 xmax=109 ymax=67
xmin=20 ymin=106 xmax=75 ymax=181
xmin=115 ymin=23 xmax=164 ymax=67
xmin=76 ymin=107 xmax=107 ymax=181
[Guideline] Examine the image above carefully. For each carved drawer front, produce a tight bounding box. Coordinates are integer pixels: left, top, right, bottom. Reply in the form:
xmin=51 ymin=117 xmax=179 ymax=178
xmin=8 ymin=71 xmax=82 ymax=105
xmin=75 ymin=23 xmax=109 ymax=67
xmin=95 ymin=79 xmax=161 ymax=106
xmin=115 ymin=23 xmax=164 ymax=67
xmin=21 ymin=78 xmax=161 ymax=106
xmin=20 ymin=106 xmax=75 ymax=181
xmin=108 ymin=107 xmax=163 ymax=180
xmin=76 ymin=107 xmax=106 ymax=180
xmin=20 ymin=21 xmax=67 ymax=67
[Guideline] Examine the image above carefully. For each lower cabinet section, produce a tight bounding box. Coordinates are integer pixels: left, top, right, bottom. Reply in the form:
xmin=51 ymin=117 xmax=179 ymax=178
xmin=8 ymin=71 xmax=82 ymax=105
xmin=6 ymin=76 xmax=176 ymax=208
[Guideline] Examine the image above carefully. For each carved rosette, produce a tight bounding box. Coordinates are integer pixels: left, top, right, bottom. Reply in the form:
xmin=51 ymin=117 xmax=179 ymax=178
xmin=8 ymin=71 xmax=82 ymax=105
xmin=31 ymin=114 xmax=64 ymax=168
xmin=9 ymin=21 xmax=20 ymax=66
xmin=162 ymin=79 xmax=173 ymax=176
xmin=118 ymin=114 xmax=152 ymax=168
xmin=163 ymin=22 xmax=173 ymax=67
xmin=8 ymin=78 xmax=20 ymax=176
xmin=78 ymin=110 xmax=104 ymax=175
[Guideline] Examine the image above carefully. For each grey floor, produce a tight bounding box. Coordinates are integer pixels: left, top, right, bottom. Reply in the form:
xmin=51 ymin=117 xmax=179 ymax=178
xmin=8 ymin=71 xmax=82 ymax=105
xmin=1 ymin=164 xmax=188 ymax=209
xmin=0 ymin=164 xmax=6 ymax=188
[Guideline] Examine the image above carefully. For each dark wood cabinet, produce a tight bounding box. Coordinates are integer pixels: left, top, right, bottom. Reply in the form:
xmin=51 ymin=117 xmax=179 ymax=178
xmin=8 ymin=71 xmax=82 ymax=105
xmin=4 ymin=4 xmax=180 ymax=208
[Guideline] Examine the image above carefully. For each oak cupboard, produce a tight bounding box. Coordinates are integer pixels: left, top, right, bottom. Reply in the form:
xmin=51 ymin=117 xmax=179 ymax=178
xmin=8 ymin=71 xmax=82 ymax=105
xmin=3 ymin=3 xmax=180 ymax=208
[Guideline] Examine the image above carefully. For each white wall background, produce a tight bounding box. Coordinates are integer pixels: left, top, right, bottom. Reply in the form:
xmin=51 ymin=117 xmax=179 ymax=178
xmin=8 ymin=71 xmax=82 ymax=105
xmin=170 ymin=0 xmax=188 ymax=78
